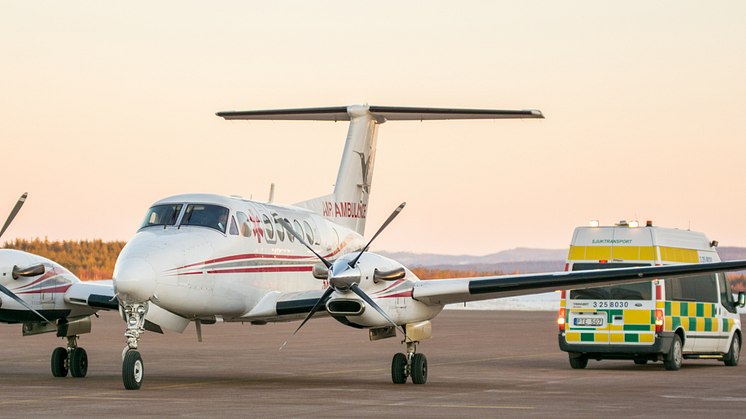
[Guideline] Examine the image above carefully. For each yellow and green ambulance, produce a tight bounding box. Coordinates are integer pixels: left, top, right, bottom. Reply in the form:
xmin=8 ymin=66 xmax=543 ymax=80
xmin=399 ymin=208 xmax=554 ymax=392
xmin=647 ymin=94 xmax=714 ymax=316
xmin=558 ymin=220 xmax=745 ymax=370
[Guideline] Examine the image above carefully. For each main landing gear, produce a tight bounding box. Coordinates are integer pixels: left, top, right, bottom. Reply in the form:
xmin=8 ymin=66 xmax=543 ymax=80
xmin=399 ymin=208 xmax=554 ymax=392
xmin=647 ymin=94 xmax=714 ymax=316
xmin=391 ymin=340 xmax=427 ymax=384
xmin=121 ymin=303 xmax=147 ymax=390
xmin=51 ymin=335 xmax=88 ymax=378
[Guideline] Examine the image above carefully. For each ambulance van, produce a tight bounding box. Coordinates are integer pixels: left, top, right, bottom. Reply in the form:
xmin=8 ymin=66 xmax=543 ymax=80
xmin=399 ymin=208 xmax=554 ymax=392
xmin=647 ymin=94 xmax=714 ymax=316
xmin=558 ymin=220 xmax=745 ymax=370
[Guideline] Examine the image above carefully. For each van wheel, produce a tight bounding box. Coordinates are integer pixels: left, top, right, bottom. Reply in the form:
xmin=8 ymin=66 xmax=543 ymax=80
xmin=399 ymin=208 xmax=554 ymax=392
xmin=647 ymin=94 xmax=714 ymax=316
xmin=634 ymin=359 xmax=648 ymax=365
xmin=724 ymin=335 xmax=740 ymax=367
xmin=569 ymin=354 xmax=588 ymax=369
xmin=664 ymin=335 xmax=683 ymax=371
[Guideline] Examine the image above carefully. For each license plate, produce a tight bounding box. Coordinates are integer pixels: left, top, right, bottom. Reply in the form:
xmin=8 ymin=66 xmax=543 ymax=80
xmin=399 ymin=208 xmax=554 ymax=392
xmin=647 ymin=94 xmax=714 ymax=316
xmin=574 ymin=318 xmax=603 ymax=326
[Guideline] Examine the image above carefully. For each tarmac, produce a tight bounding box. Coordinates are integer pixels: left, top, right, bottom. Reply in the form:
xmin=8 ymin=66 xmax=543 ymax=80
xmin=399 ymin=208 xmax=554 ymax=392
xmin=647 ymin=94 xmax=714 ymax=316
xmin=0 ymin=309 xmax=745 ymax=418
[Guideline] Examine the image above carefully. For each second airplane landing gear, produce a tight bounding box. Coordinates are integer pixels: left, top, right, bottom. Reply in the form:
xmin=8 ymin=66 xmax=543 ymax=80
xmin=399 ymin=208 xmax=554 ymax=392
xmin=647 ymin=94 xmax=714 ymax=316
xmin=121 ymin=303 xmax=147 ymax=390
xmin=50 ymin=336 xmax=88 ymax=378
xmin=391 ymin=341 xmax=427 ymax=384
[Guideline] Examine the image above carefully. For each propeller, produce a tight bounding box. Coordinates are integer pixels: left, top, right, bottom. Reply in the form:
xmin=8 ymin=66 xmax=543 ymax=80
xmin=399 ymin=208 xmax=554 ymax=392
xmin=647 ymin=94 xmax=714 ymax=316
xmin=277 ymin=203 xmax=407 ymax=349
xmin=0 ymin=192 xmax=27 ymax=240
xmin=0 ymin=193 xmax=53 ymax=325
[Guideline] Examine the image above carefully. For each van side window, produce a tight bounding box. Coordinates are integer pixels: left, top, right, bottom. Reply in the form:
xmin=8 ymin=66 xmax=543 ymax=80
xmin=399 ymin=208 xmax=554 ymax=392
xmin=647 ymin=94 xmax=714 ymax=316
xmin=719 ymin=273 xmax=737 ymax=313
xmin=665 ymin=274 xmax=718 ymax=303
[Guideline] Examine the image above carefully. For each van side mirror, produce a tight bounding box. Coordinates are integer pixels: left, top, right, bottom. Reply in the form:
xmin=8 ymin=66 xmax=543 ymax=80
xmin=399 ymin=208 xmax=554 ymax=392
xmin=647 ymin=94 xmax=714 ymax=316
xmin=738 ymin=292 xmax=746 ymax=308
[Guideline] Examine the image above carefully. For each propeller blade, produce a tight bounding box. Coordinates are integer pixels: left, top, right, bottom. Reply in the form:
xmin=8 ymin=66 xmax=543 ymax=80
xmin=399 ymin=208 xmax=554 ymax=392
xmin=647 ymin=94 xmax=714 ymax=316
xmin=349 ymin=283 xmax=405 ymax=336
xmin=0 ymin=192 xmax=27 ymax=240
xmin=275 ymin=216 xmax=331 ymax=268
xmin=280 ymin=286 xmax=335 ymax=350
xmin=0 ymin=283 xmax=53 ymax=324
xmin=349 ymin=202 xmax=405 ymax=268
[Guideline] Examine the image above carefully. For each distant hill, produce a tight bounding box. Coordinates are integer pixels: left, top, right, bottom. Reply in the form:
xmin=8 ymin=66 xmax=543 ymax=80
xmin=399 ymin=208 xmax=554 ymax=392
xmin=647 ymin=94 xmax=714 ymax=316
xmin=716 ymin=247 xmax=746 ymax=261
xmin=376 ymin=248 xmax=568 ymax=267
xmin=378 ymin=246 xmax=746 ymax=275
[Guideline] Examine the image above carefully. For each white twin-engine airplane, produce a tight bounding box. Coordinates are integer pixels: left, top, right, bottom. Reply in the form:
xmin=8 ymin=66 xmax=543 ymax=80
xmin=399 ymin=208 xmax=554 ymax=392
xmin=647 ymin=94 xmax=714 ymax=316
xmin=0 ymin=193 xmax=117 ymax=378
xmin=107 ymin=105 xmax=746 ymax=390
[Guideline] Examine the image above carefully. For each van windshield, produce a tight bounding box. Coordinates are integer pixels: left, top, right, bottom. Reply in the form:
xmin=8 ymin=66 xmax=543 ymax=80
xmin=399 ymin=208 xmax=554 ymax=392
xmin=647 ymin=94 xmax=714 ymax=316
xmin=570 ymin=281 xmax=653 ymax=300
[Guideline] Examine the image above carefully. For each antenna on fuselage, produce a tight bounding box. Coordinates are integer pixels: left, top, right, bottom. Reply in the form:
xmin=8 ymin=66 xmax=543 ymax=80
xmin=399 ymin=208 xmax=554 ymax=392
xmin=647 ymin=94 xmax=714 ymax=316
xmin=268 ymin=183 xmax=275 ymax=203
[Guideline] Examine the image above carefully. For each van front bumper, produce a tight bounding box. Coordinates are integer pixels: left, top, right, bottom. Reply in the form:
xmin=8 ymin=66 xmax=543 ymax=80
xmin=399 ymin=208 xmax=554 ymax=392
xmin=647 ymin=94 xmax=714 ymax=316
xmin=558 ymin=332 xmax=675 ymax=359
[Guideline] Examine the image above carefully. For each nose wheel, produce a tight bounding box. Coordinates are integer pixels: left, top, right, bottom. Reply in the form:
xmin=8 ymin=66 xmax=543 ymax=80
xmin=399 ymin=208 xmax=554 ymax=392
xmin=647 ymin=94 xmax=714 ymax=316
xmin=391 ymin=341 xmax=427 ymax=384
xmin=121 ymin=303 xmax=148 ymax=390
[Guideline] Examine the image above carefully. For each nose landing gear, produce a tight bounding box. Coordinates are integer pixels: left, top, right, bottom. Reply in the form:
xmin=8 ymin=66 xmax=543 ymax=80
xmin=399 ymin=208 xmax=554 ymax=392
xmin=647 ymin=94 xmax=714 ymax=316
xmin=121 ymin=303 xmax=147 ymax=390
xmin=391 ymin=340 xmax=427 ymax=384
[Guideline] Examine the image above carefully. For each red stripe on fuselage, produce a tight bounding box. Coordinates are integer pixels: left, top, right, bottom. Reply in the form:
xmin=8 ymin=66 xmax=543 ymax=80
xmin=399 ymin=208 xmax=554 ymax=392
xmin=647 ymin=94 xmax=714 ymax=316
xmin=15 ymin=284 xmax=72 ymax=295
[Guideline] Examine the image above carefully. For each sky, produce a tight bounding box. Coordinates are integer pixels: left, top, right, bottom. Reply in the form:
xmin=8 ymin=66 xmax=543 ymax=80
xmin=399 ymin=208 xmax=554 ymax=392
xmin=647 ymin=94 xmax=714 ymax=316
xmin=1 ymin=1 xmax=745 ymax=256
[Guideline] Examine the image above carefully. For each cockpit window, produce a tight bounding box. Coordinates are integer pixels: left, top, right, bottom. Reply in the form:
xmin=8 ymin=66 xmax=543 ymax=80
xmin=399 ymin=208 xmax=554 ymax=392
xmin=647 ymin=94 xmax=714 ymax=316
xmin=180 ymin=204 xmax=230 ymax=233
xmin=139 ymin=204 xmax=183 ymax=230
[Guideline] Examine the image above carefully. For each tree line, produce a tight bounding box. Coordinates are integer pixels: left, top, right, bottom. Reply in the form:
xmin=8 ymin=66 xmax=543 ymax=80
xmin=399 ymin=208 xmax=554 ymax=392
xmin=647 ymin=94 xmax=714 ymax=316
xmin=2 ymin=238 xmax=126 ymax=281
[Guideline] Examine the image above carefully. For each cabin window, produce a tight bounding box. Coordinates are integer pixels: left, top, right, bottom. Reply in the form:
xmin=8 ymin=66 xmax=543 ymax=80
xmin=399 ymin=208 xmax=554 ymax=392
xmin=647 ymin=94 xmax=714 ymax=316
xmin=180 ymin=204 xmax=230 ymax=233
xmin=229 ymin=216 xmax=239 ymax=236
xmin=236 ymin=212 xmax=251 ymax=237
xmin=262 ymin=214 xmax=275 ymax=240
xmin=139 ymin=204 xmax=183 ymax=230
xmin=275 ymin=217 xmax=285 ymax=242
xmin=293 ymin=220 xmax=304 ymax=243
xmin=284 ymin=218 xmax=294 ymax=243
xmin=303 ymin=220 xmax=314 ymax=245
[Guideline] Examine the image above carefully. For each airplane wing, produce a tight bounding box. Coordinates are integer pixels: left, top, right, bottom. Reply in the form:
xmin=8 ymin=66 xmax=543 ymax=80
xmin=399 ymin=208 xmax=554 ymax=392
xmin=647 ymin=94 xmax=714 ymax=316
xmin=240 ymin=289 xmax=331 ymax=322
xmin=412 ymin=260 xmax=746 ymax=306
xmin=64 ymin=280 xmax=119 ymax=310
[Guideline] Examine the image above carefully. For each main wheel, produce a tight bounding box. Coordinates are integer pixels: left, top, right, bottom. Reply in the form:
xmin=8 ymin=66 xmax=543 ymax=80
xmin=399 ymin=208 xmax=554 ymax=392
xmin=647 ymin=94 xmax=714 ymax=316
xmin=724 ymin=335 xmax=740 ymax=366
xmin=569 ymin=354 xmax=588 ymax=369
xmin=411 ymin=353 xmax=427 ymax=385
xmin=391 ymin=353 xmax=407 ymax=384
xmin=70 ymin=347 xmax=88 ymax=378
xmin=664 ymin=335 xmax=683 ymax=371
xmin=51 ymin=347 xmax=68 ymax=377
xmin=122 ymin=350 xmax=144 ymax=390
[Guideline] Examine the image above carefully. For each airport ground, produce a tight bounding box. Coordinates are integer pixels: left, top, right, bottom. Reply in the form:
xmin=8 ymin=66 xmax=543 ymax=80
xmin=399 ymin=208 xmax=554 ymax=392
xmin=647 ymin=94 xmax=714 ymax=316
xmin=0 ymin=310 xmax=744 ymax=418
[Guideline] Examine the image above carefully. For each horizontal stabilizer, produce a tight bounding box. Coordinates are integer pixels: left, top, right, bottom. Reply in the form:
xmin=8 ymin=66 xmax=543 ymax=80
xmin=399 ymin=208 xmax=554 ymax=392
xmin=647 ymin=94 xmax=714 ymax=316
xmin=216 ymin=105 xmax=544 ymax=122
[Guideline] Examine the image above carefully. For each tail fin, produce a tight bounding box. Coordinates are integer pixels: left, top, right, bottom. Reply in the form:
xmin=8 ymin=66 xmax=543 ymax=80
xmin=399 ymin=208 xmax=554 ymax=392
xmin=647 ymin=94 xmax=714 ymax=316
xmin=217 ymin=105 xmax=543 ymax=235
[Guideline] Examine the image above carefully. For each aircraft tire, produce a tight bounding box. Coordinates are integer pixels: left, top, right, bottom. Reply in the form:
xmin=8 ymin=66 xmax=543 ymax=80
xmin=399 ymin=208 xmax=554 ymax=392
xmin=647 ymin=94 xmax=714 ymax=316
xmin=391 ymin=353 xmax=407 ymax=384
xmin=724 ymin=335 xmax=740 ymax=367
xmin=568 ymin=354 xmax=588 ymax=369
xmin=51 ymin=347 xmax=68 ymax=377
xmin=664 ymin=335 xmax=683 ymax=371
xmin=411 ymin=353 xmax=427 ymax=385
xmin=122 ymin=350 xmax=144 ymax=390
xmin=70 ymin=347 xmax=88 ymax=378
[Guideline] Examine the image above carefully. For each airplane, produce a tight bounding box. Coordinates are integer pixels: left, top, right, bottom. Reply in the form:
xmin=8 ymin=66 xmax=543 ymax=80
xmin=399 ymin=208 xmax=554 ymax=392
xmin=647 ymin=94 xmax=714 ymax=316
xmin=59 ymin=104 xmax=746 ymax=390
xmin=0 ymin=193 xmax=118 ymax=378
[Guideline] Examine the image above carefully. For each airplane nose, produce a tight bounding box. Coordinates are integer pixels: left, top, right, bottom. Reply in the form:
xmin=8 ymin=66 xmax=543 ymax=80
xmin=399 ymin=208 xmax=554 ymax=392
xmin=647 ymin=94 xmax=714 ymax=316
xmin=113 ymin=257 xmax=157 ymax=303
